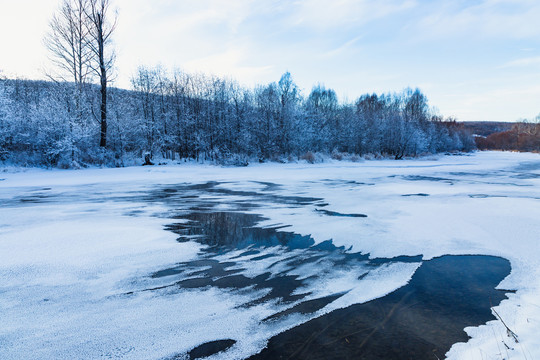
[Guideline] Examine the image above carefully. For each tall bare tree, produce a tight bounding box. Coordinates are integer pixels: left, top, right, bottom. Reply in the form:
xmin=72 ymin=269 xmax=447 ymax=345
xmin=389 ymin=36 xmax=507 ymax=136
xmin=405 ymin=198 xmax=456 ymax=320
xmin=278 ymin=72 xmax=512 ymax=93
xmin=85 ymin=0 xmax=117 ymax=147
xmin=45 ymin=0 xmax=92 ymax=119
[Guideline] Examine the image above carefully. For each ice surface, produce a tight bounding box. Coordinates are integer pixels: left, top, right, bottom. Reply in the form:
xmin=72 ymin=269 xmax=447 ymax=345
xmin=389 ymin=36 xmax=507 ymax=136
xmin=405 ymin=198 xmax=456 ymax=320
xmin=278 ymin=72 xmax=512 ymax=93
xmin=1 ymin=151 xmax=539 ymax=359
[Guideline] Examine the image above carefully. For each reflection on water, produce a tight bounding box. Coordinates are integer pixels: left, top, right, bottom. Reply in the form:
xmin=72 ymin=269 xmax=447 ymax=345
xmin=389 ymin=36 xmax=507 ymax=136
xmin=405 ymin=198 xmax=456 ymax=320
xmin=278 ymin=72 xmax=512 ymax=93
xmin=150 ymin=211 xmax=371 ymax=308
xmin=166 ymin=212 xmax=314 ymax=251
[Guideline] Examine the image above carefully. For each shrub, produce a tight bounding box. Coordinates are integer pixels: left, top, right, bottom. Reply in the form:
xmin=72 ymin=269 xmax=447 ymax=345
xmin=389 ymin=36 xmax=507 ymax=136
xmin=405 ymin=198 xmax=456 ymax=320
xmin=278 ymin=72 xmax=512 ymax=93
xmin=300 ymin=151 xmax=316 ymax=164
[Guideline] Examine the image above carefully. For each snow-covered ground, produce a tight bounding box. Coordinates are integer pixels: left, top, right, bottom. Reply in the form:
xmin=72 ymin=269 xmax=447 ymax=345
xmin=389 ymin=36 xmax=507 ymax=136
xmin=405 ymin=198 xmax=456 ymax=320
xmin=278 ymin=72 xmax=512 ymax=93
xmin=1 ymin=151 xmax=539 ymax=359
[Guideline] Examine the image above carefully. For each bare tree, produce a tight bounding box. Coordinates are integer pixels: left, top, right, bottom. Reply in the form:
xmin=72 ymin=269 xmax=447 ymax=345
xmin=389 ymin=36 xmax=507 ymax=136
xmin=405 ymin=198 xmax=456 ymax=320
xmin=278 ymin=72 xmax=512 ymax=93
xmin=85 ymin=0 xmax=117 ymax=147
xmin=44 ymin=0 xmax=92 ymax=119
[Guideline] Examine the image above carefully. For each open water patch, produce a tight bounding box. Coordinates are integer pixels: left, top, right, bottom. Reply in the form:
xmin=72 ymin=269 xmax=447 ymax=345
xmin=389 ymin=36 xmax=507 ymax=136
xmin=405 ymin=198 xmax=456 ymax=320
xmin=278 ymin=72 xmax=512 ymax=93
xmin=251 ymin=255 xmax=511 ymax=360
xmin=187 ymin=339 xmax=236 ymax=359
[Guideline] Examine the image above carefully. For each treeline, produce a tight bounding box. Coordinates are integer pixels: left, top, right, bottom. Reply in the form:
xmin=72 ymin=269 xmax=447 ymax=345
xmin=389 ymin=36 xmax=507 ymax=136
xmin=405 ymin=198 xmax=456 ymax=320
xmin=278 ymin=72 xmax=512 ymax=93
xmin=0 ymin=69 xmax=474 ymax=167
xmin=475 ymin=121 xmax=540 ymax=152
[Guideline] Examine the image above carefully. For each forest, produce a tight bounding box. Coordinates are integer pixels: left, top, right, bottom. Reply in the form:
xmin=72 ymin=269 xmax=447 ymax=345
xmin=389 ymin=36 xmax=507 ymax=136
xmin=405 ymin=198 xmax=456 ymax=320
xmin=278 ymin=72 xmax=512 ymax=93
xmin=0 ymin=71 xmax=475 ymax=168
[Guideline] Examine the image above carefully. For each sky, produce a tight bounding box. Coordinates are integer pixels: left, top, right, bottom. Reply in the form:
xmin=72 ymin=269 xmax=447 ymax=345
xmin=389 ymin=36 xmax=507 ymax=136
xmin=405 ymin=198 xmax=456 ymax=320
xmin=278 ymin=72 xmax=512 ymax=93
xmin=1 ymin=0 xmax=539 ymax=122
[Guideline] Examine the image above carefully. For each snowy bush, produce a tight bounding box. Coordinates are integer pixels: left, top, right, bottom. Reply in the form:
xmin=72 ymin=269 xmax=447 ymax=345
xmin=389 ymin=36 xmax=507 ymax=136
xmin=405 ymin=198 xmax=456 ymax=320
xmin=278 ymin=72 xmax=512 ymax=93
xmin=300 ymin=151 xmax=316 ymax=164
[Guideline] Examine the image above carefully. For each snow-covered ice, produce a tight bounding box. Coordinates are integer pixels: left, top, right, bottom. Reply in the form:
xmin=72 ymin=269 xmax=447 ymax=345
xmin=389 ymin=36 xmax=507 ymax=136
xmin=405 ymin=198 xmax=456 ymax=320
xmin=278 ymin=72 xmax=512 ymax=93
xmin=1 ymin=151 xmax=539 ymax=359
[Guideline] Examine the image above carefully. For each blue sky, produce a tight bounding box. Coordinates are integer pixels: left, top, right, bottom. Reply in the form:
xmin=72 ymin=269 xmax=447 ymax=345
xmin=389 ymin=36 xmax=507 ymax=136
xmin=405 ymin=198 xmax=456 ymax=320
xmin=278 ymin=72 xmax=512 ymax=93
xmin=1 ymin=0 xmax=539 ymax=122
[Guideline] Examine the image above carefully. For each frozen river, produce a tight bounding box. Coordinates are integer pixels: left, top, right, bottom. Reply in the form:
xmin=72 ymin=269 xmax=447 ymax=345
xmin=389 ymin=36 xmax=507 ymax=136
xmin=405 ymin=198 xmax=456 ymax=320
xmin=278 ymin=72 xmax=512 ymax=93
xmin=1 ymin=151 xmax=539 ymax=359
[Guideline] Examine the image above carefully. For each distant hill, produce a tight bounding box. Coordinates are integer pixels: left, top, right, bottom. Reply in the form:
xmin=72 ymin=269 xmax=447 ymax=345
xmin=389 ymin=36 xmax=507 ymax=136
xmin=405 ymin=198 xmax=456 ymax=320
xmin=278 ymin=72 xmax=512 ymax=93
xmin=462 ymin=121 xmax=514 ymax=137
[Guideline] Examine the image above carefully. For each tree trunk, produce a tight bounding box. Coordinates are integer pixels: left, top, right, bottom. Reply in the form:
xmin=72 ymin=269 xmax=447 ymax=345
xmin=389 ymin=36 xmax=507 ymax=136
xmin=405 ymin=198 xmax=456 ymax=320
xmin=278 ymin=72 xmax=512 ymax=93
xmin=85 ymin=1 xmax=115 ymax=148
xmin=99 ymin=73 xmax=107 ymax=147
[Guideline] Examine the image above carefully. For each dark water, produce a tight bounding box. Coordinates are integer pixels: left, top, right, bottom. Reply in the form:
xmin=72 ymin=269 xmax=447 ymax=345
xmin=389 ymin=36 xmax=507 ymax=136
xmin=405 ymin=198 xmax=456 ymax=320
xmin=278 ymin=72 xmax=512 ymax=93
xmin=131 ymin=182 xmax=512 ymax=359
xmin=251 ymin=255 xmax=511 ymax=360
xmin=315 ymin=209 xmax=368 ymax=218
xmin=187 ymin=340 xmax=236 ymax=360
xmin=147 ymin=205 xmax=511 ymax=360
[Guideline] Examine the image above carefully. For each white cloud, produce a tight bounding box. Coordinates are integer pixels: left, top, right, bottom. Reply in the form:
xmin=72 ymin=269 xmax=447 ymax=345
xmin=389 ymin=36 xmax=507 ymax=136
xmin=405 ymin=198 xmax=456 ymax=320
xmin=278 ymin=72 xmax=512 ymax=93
xmin=289 ymin=0 xmax=417 ymax=30
xmin=182 ymin=47 xmax=274 ymax=86
xmin=412 ymin=0 xmax=540 ymax=41
xmin=116 ymin=0 xmax=256 ymax=34
xmin=321 ymin=35 xmax=363 ymax=58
